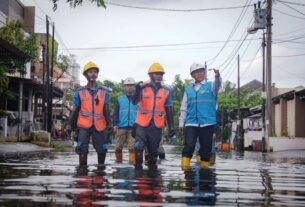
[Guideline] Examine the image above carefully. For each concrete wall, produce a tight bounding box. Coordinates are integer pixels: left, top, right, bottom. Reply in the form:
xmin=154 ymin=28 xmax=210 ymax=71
xmin=295 ymin=95 xmax=305 ymax=137
xmin=287 ymin=99 xmax=296 ymax=137
xmin=8 ymin=0 xmax=23 ymax=23
xmin=23 ymin=6 xmax=35 ymax=33
xmin=274 ymin=103 xmax=281 ymax=136
xmin=0 ymin=0 xmax=9 ymax=16
xmin=270 ymin=137 xmax=305 ymax=151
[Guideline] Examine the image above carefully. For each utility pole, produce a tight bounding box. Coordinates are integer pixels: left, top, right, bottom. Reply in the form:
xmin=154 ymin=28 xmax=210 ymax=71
xmin=221 ymin=105 xmax=224 ymax=144
xmin=266 ymin=0 xmax=272 ymax=150
xmin=42 ymin=44 xmax=46 ymax=130
xmin=262 ymin=33 xmax=267 ymax=152
xmin=48 ymin=22 xmax=55 ymax=134
xmin=46 ymin=15 xmax=51 ymax=133
xmin=237 ymin=54 xmax=243 ymax=151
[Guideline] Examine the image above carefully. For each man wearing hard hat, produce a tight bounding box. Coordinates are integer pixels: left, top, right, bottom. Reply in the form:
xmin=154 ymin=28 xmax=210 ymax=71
xmin=179 ymin=63 xmax=221 ymax=169
xmin=70 ymin=61 xmax=112 ymax=167
xmin=132 ymin=63 xmax=176 ymax=170
xmin=112 ymin=77 xmax=139 ymax=164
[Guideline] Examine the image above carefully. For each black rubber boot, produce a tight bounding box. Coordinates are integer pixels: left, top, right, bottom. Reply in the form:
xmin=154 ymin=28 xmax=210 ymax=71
xmin=147 ymin=154 xmax=158 ymax=170
xmin=158 ymin=153 xmax=165 ymax=160
xmin=79 ymin=154 xmax=87 ymax=166
xmin=135 ymin=150 xmax=143 ymax=170
xmin=97 ymin=153 xmax=106 ymax=171
xmin=98 ymin=153 xmax=106 ymax=165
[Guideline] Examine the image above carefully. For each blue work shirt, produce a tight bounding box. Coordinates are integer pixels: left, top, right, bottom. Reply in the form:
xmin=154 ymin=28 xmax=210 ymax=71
xmin=73 ymin=85 xmax=109 ymax=107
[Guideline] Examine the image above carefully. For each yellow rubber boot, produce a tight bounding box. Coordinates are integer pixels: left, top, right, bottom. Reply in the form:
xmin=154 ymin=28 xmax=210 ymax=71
xmin=129 ymin=150 xmax=135 ymax=165
xmin=115 ymin=149 xmax=123 ymax=163
xmin=209 ymin=155 xmax=216 ymax=165
xmin=200 ymin=160 xmax=210 ymax=168
xmin=181 ymin=157 xmax=191 ymax=170
xmin=195 ymin=155 xmax=201 ymax=163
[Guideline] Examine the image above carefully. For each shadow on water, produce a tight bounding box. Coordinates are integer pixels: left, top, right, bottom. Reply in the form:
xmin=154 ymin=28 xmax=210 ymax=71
xmin=1 ymin=146 xmax=305 ymax=206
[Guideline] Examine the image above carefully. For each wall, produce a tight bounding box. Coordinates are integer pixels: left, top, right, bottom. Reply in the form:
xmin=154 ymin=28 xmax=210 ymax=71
xmin=287 ymin=99 xmax=296 ymax=137
xmin=295 ymin=95 xmax=305 ymax=137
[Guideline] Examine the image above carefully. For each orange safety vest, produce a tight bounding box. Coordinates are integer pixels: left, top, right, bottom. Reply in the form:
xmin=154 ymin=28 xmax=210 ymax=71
xmin=136 ymin=86 xmax=170 ymax=128
xmin=77 ymin=87 xmax=107 ymax=131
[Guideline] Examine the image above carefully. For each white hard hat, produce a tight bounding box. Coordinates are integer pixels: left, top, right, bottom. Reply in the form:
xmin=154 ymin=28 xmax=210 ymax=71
xmin=190 ymin=62 xmax=205 ymax=75
xmin=124 ymin=77 xmax=136 ymax=85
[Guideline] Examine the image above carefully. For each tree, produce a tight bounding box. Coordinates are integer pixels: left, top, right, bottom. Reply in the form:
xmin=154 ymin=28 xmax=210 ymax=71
xmin=0 ymin=20 xmax=38 ymax=119
xmin=51 ymin=0 xmax=106 ymax=10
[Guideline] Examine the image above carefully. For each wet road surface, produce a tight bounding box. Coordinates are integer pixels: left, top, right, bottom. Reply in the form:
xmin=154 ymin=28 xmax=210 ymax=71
xmin=1 ymin=145 xmax=305 ymax=206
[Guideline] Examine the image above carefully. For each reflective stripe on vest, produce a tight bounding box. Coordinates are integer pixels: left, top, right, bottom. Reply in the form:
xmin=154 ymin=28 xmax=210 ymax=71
xmin=185 ymin=82 xmax=217 ymax=126
xmin=118 ymin=95 xmax=139 ymax=128
xmin=77 ymin=87 xmax=106 ymax=131
xmin=136 ymin=86 xmax=169 ymax=128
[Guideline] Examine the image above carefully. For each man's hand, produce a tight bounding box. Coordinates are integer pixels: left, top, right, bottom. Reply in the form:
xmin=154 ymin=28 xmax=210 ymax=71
xmin=139 ymin=80 xmax=150 ymax=88
xmin=168 ymin=129 xmax=176 ymax=138
xmin=213 ymin=68 xmax=220 ymax=77
xmin=113 ymin=126 xmax=118 ymax=134
xmin=179 ymin=127 xmax=184 ymax=135
xmin=106 ymin=126 xmax=114 ymax=135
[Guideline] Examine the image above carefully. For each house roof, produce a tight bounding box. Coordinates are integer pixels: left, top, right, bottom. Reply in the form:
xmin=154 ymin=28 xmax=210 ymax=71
xmin=240 ymin=79 xmax=263 ymax=91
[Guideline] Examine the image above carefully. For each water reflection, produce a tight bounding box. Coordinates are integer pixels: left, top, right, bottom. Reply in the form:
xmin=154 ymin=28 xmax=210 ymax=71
xmin=73 ymin=166 xmax=106 ymax=206
xmin=1 ymin=148 xmax=305 ymax=206
xmin=182 ymin=168 xmax=217 ymax=205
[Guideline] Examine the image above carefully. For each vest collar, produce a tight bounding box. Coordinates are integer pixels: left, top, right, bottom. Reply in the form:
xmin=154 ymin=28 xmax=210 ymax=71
xmin=193 ymin=80 xmax=206 ymax=86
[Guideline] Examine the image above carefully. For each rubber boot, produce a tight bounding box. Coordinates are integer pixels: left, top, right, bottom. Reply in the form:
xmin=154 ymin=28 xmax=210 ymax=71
xmin=200 ymin=160 xmax=210 ymax=168
xmin=135 ymin=150 xmax=143 ymax=170
xmin=209 ymin=155 xmax=216 ymax=165
xmin=98 ymin=152 xmax=106 ymax=165
xmin=144 ymin=152 xmax=148 ymax=162
xmin=79 ymin=154 xmax=87 ymax=166
xmin=115 ymin=149 xmax=123 ymax=163
xmin=147 ymin=154 xmax=158 ymax=170
xmin=195 ymin=155 xmax=201 ymax=163
xmin=158 ymin=153 xmax=165 ymax=160
xmin=181 ymin=157 xmax=191 ymax=171
xmin=129 ymin=150 xmax=136 ymax=165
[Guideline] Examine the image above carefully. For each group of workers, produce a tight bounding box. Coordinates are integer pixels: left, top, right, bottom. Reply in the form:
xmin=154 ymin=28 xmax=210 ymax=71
xmin=70 ymin=61 xmax=221 ymax=171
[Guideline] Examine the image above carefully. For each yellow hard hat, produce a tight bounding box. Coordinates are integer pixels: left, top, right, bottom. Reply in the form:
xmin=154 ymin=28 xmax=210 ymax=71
xmin=83 ymin=61 xmax=99 ymax=75
xmin=148 ymin=63 xmax=165 ymax=74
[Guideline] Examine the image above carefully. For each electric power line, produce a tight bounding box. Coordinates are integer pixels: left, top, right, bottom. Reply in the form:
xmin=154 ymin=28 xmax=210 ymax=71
xmin=206 ymin=0 xmax=252 ymax=65
xmin=279 ymin=1 xmax=305 ymax=16
xmin=104 ymin=1 xmax=254 ymax=12
xmin=277 ymin=0 xmax=305 ymax=7
xmin=274 ymin=8 xmax=305 ymax=19
xmin=57 ymin=38 xmax=262 ymax=51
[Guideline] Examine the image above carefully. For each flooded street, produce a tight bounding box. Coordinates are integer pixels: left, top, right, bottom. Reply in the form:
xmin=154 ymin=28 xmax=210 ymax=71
xmin=1 ymin=145 xmax=305 ymax=206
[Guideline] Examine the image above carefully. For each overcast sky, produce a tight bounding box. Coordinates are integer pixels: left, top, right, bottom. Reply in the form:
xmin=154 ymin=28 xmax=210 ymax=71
xmin=22 ymin=0 xmax=305 ymax=88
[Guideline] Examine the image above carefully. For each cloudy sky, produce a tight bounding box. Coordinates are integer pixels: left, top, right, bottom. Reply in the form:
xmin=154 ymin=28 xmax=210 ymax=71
xmin=21 ymin=0 xmax=305 ymax=88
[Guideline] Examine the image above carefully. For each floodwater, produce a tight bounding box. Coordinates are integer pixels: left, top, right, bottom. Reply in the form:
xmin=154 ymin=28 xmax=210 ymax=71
xmin=0 ymin=145 xmax=305 ymax=206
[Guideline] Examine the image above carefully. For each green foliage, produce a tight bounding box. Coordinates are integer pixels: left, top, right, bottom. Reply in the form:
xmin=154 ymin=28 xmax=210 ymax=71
xmin=218 ymin=80 xmax=262 ymax=110
xmin=0 ymin=20 xmax=38 ymax=64
xmin=51 ymin=0 xmax=106 ymax=10
xmin=0 ymin=20 xmax=38 ymax=118
xmin=282 ymin=127 xmax=288 ymax=137
xmin=50 ymin=142 xmax=72 ymax=151
xmin=97 ymin=80 xmax=124 ymax=113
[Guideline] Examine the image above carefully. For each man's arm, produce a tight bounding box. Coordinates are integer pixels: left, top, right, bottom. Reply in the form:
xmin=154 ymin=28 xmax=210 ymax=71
xmin=112 ymin=100 xmax=120 ymax=127
xmin=103 ymin=104 xmax=112 ymax=127
xmin=132 ymin=83 xmax=142 ymax=105
xmin=212 ymin=69 xmax=222 ymax=95
xmin=70 ymin=105 xmax=80 ymax=130
xmin=70 ymin=90 xmax=81 ymax=130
